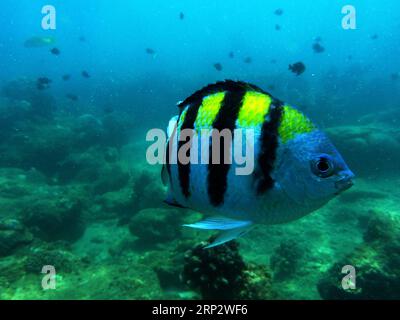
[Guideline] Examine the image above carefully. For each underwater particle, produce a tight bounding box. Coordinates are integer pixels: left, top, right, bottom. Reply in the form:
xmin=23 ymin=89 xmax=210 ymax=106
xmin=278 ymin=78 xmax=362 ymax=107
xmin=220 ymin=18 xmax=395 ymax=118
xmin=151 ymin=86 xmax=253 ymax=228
xmin=228 ymin=51 xmax=234 ymax=58
xmin=24 ymin=36 xmax=55 ymax=48
xmin=66 ymin=94 xmax=78 ymax=101
xmin=50 ymin=47 xmax=60 ymax=55
xmin=289 ymin=61 xmax=306 ymax=75
xmin=275 ymin=24 xmax=281 ymax=31
xmin=274 ymin=8 xmax=284 ymax=16
xmin=145 ymin=48 xmax=155 ymax=55
xmin=243 ymin=56 xmax=252 ymax=64
xmin=179 ymin=12 xmax=184 ymax=20
xmin=370 ymin=34 xmax=378 ymax=40
xmin=81 ymin=70 xmax=90 ymax=78
xmin=312 ymin=42 xmax=325 ymax=53
xmin=213 ymin=63 xmax=223 ymax=71
xmin=62 ymin=74 xmax=71 ymax=81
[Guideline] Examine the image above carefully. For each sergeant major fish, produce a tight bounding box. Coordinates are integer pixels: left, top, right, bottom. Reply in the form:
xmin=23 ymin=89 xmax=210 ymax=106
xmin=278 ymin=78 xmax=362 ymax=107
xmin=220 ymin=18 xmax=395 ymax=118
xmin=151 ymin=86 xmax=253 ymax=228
xmin=162 ymin=80 xmax=354 ymax=248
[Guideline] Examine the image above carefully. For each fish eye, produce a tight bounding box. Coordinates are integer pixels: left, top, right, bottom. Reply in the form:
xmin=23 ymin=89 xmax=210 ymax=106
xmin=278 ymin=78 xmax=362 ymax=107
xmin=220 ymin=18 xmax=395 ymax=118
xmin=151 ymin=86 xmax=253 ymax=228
xmin=311 ymin=155 xmax=334 ymax=178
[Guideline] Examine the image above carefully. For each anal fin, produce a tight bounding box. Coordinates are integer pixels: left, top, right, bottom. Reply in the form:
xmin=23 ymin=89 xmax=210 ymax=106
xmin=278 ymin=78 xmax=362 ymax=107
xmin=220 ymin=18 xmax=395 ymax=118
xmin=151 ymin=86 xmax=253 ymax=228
xmin=183 ymin=216 xmax=253 ymax=249
xmin=204 ymin=225 xmax=253 ymax=249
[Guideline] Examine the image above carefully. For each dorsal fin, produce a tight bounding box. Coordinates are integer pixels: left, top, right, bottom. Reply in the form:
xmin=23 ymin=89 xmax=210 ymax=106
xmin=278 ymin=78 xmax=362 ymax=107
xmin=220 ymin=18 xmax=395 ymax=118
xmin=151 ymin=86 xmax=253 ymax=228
xmin=177 ymin=80 xmax=271 ymax=110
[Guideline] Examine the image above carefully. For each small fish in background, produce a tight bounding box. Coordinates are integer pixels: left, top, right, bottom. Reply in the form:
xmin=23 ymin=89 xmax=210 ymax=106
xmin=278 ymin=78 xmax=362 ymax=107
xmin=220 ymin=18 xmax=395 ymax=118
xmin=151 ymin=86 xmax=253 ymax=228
xmin=370 ymin=34 xmax=379 ymax=40
xmin=213 ymin=63 xmax=223 ymax=71
xmin=146 ymin=48 xmax=155 ymax=55
xmin=79 ymin=36 xmax=86 ymax=42
xmin=24 ymin=36 xmax=55 ymax=48
xmin=179 ymin=12 xmax=185 ymax=20
xmin=36 ymin=77 xmax=52 ymax=90
xmin=162 ymin=80 xmax=354 ymax=248
xmin=82 ymin=71 xmax=91 ymax=78
xmin=228 ymin=51 xmax=234 ymax=58
xmin=347 ymin=55 xmax=353 ymax=61
xmin=391 ymin=73 xmax=399 ymax=81
xmin=267 ymin=84 xmax=275 ymax=91
xmin=270 ymin=59 xmax=277 ymax=64
xmin=244 ymin=57 xmax=252 ymax=64
xmin=274 ymin=8 xmax=284 ymax=16
xmin=66 ymin=94 xmax=78 ymax=101
xmin=289 ymin=62 xmax=306 ymax=76
xmin=275 ymin=24 xmax=281 ymax=31
xmin=50 ymin=47 xmax=60 ymax=55
xmin=312 ymin=42 xmax=325 ymax=53
xmin=62 ymin=74 xmax=71 ymax=81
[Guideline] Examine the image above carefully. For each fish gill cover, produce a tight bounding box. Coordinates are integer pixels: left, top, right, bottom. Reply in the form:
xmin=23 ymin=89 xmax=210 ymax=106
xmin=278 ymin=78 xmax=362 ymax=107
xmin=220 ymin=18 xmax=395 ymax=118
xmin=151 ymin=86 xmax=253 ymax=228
xmin=0 ymin=0 xmax=399 ymax=301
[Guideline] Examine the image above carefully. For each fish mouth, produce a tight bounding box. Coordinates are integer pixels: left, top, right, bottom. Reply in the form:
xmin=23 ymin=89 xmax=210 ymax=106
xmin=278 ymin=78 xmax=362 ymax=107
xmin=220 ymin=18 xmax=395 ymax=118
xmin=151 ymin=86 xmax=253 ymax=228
xmin=334 ymin=175 xmax=354 ymax=194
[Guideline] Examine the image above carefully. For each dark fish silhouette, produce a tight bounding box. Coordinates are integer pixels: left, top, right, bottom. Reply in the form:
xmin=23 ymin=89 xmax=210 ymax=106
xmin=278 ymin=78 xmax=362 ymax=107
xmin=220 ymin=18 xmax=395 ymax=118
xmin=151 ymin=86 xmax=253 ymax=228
xmin=82 ymin=71 xmax=90 ymax=78
xmin=50 ymin=47 xmax=60 ymax=55
xmin=36 ymin=77 xmax=52 ymax=90
xmin=289 ymin=62 xmax=306 ymax=76
xmin=62 ymin=74 xmax=71 ymax=81
xmin=213 ymin=63 xmax=223 ymax=71
xmin=244 ymin=57 xmax=252 ymax=64
xmin=146 ymin=48 xmax=155 ymax=54
xmin=103 ymin=106 xmax=114 ymax=114
xmin=229 ymin=52 xmax=234 ymax=58
xmin=312 ymin=42 xmax=325 ymax=53
xmin=66 ymin=94 xmax=78 ymax=101
xmin=179 ymin=12 xmax=184 ymax=20
xmin=370 ymin=34 xmax=378 ymax=40
xmin=275 ymin=24 xmax=281 ymax=31
xmin=274 ymin=8 xmax=283 ymax=16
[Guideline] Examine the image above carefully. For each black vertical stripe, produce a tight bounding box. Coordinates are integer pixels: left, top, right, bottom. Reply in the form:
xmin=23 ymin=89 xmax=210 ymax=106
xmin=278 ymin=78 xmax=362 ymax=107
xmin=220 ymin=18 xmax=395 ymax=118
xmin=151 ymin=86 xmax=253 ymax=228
xmin=177 ymin=101 xmax=202 ymax=198
xmin=207 ymin=90 xmax=246 ymax=206
xmin=255 ymin=99 xmax=284 ymax=195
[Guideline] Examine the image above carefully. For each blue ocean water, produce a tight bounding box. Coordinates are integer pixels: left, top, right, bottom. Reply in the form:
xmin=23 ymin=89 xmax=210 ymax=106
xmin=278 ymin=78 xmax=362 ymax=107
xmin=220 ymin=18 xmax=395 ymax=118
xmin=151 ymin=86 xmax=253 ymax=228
xmin=0 ymin=0 xmax=399 ymax=300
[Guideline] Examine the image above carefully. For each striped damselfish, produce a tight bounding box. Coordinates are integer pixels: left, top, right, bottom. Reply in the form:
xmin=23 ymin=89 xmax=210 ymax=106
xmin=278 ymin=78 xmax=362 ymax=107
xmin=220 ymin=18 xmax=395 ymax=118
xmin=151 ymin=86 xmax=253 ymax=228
xmin=162 ymin=80 xmax=354 ymax=248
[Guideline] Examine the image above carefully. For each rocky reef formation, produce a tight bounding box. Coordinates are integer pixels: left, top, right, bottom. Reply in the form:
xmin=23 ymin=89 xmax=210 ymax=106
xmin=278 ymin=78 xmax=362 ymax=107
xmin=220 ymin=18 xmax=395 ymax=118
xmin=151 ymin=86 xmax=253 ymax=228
xmin=182 ymin=238 xmax=275 ymax=299
xmin=318 ymin=211 xmax=400 ymax=299
xmin=128 ymin=208 xmax=183 ymax=246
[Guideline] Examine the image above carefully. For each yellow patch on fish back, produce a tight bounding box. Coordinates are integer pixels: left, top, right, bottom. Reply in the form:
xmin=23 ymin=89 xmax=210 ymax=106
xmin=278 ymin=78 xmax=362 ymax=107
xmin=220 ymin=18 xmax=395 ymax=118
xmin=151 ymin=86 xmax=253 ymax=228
xmin=177 ymin=106 xmax=188 ymax=132
xmin=194 ymin=92 xmax=226 ymax=130
xmin=237 ymin=91 xmax=272 ymax=128
xmin=278 ymin=105 xmax=315 ymax=143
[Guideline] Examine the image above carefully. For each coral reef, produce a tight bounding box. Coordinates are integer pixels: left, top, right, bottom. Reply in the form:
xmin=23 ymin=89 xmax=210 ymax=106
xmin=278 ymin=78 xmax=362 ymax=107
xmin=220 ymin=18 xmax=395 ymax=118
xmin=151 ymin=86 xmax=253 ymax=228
xmin=182 ymin=238 xmax=275 ymax=299
xmin=128 ymin=208 xmax=183 ymax=245
xmin=0 ymin=218 xmax=33 ymax=257
xmin=269 ymin=239 xmax=304 ymax=280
